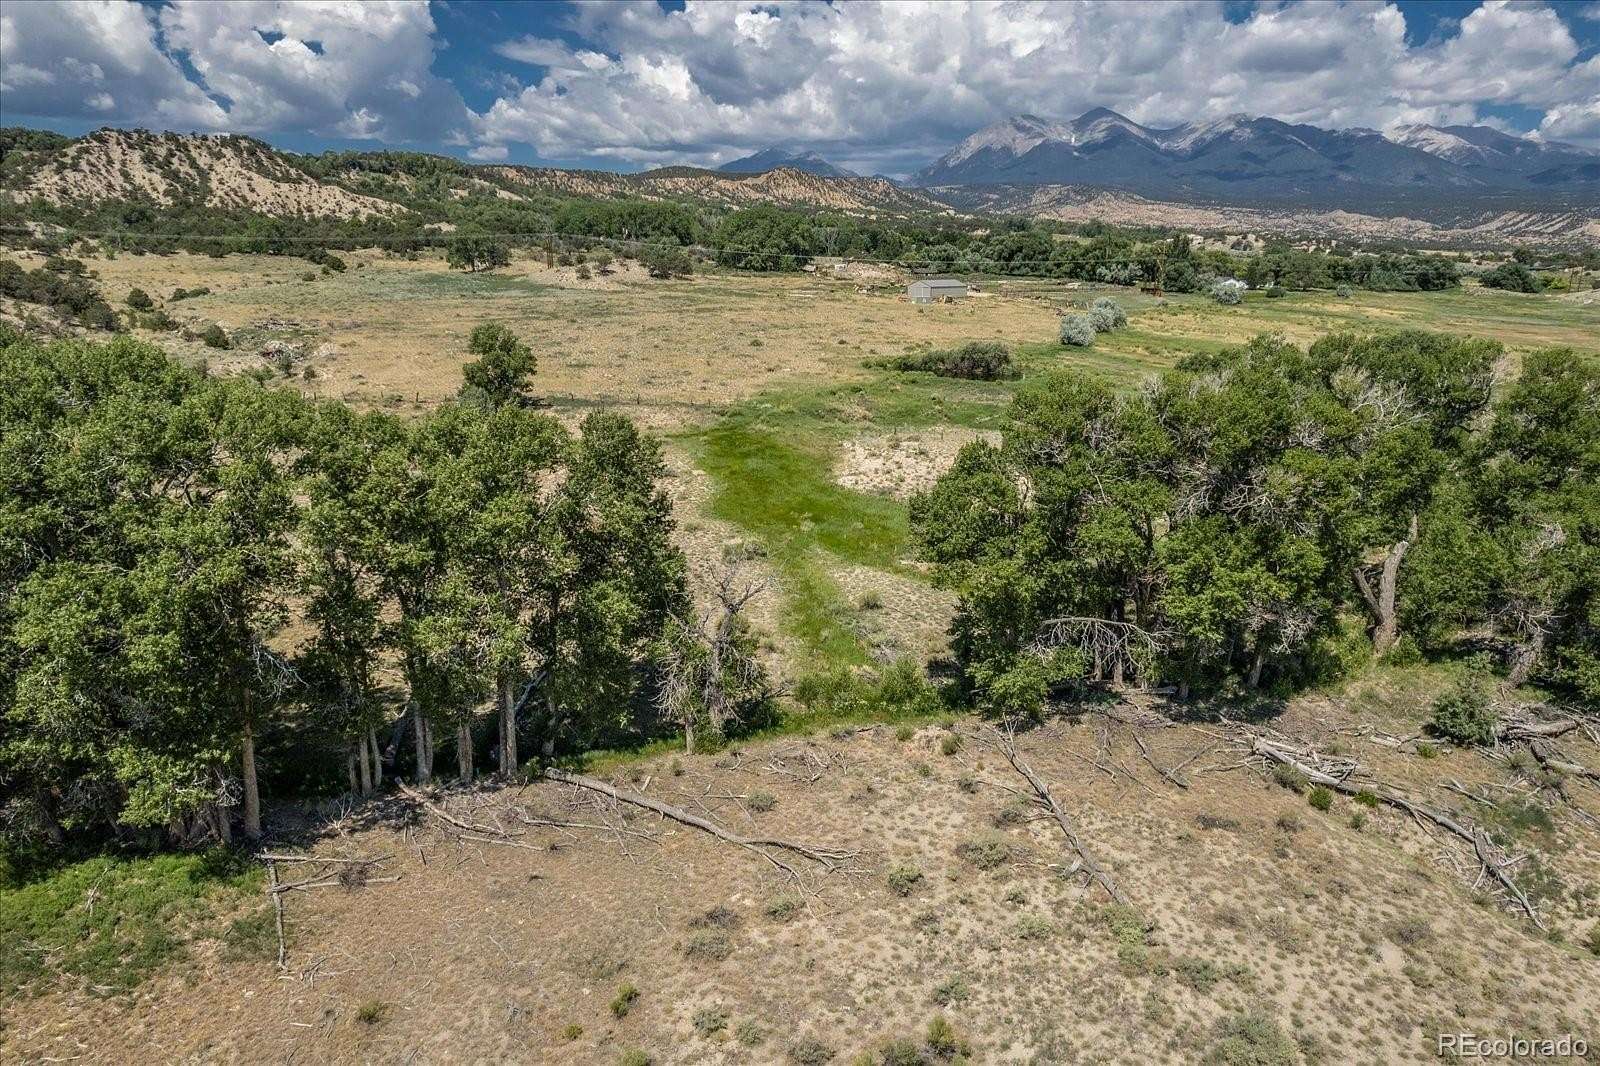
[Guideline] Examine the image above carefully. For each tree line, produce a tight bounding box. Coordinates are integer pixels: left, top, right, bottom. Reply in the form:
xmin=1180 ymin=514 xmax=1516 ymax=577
xmin=912 ymin=331 xmax=1598 ymax=716
xmin=0 ymin=324 xmax=746 ymax=857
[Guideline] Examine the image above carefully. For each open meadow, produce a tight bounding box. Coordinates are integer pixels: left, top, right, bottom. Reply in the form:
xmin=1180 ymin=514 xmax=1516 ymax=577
xmin=54 ymin=247 xmax=1600 ymax=677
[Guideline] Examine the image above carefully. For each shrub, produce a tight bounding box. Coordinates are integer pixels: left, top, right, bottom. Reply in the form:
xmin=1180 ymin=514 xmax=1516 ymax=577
xmin=201 ymin=324 xmax=230 ymax=349
xmin=926 ymin=1015 xmax=969 ymax=1059
xmin=955 ymin=833 xmax=1011 ymax=870
xmin=562 ymin=1023 xmax=584 ymax=1041
xmin=1014 ymin=913 xmax=1055 ymax=940
xmin=887 ymin=865 xmax=924 ymax=897
xmin=1059 ymin=313 xmax=1096 ymax=346
xmin=1479 ymin=262 xmax=1541 ymax=293
xmin=1264 ymin=285 xmax=1286 ymax=298
xmin=642 ymin=241 xmax=693 ymax=279
xmin=1354 ymin=789 xmax=1379 ymax=808
xmin=1205 ymin=1012 xmax=1297 ymax=1066
xmin=620 ymin=1052 xmax=652 ymax=1066
xmin=1211 ymin=279 xmax=1245 ymax=305
xmin=143 ymin=309 xmax=177 ymax=332
xmin=1387 ymin=918 xmax=1433 ymax=948
xmin=1173 ymin=955 xmax=1224 ymax=992
xmin=1335 ymin=284 xmax=1353 ymax=298
xmin=693 ymin=1005 xmax=729 ymax=1036
xmin=887 ymin=340 xmax=1016 ymax=381
xmin=684 ymin=929 xmax=734 ymax=962
xmin=610 ymin=982 xmax=639 ymax=1017
xmin=1272 ymin=763 xmax=1309 ymax=793
xmin=1348 ymin=811 xmax=1367 ymax=831
xmin=1307 ymin=786 xmax=1333 ymax=812
xmin=789 ymin=1037 xmax=836 ymax=1064
xmin=736 ymin=1019 xmax=765 ymax=1046
xmin=878 ymin=1037 xmax=926 ymax=1065
xmin=1274 ymin=811 xmax=1302 ymax=833
xmin=355 ymin=1000 xmax=388 ymax=1025
xmin=1431 ymin=659 xmax=1498 ymax=746
xmin=125 ymin=287 xmax=153 ymax=310
xmin=1585 ymin=925 xmax=1600 ymax=958
xmin=748 ymin=791 xmax=777 ymax=813
xmin=765 ymin=895 xmax=801 ymax=922
xmin=1088 ymin=296 xmax=1127 ymax=331
xmin=939 ymin=734 xmax=961 ymax=756
xmin=931 ymin=975 xmax=970 ymax=1006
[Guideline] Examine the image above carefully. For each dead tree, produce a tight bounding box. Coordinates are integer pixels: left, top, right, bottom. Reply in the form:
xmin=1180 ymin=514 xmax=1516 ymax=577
xmin=1353 ymin=513 xmax=1416 ymax=657
xmin=986 ymin=726 xmax=1130 ymax=906
xmin=544 ymin=768 xmax=852 ymax=880
xmin=1031 ymin=616 xmax=1159 ymax=688
xmin=656 ymin=565 xmax=778 ymax=754
xmin=1249 ymin=735 xmax=1544 ymax=928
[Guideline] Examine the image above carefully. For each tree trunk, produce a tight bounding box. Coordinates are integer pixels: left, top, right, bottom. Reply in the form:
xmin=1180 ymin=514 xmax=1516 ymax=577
xmin=412 ymin=702 xmax=432 ymax=783
xmin=498 ymin=673 xmax=517 ymax=775
xmin=1355 ymin=514 xmax=1416 ymax=657
xmin=1507 ymin=626 xmax=1547 ymax=687
xmin=1110 ymin=603 xmax=1126 ymax=686
xmin=368 ymin=728 xmax=383 ymax=789
xmin=685 ymin=717 xmax=695 ymax=756
xmin=457 ymin=720 xmax=474 ymax=781
xmin=215 ymin=802 xmax=232 ymax=845
xmin=347 ymin=745 xmax=359 ymax=794
xmin=358 ymin=733 xmax=373 ymax=795
xmin=241 ymin=721 xmax=261 ymax=840
xmin=33 ymin=788 xmax=64 ymax=846
xmin=1248 ymin=648 xmax=1265 ymax=689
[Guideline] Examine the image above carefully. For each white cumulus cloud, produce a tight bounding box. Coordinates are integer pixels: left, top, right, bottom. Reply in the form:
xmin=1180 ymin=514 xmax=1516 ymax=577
xmin=475 ymin=0 xmax=1600 ymax=165
xmin=3 ymin=0 xmax=1597 ymax=164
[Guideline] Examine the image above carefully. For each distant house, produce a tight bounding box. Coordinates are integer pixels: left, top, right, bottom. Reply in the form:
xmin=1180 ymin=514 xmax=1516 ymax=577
xmin=908 ymin=278 xmax=967 ymax=303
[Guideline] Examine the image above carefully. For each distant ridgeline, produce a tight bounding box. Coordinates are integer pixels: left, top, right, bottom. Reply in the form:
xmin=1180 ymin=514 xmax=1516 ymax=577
xmin=2 ymin=128 xmax=1596 ymax=289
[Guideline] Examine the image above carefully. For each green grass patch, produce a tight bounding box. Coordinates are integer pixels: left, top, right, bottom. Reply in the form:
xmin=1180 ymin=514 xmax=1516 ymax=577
xmin=0 ymin=849 xmax=261 ymax=996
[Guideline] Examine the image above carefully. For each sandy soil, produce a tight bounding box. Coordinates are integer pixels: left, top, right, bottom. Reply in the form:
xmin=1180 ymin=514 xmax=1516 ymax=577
xmin=834 ymin=427 xmax=1002 ymax=501
xmin=6 ymin=686 xmax=1597 ymax=1066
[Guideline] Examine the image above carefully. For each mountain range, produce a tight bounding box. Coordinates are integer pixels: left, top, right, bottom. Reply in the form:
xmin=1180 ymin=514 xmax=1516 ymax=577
xmin=913 ymin=108 xmax=1599 ymax=204
xmin=717 ymin=147 xmax=857 ymax=178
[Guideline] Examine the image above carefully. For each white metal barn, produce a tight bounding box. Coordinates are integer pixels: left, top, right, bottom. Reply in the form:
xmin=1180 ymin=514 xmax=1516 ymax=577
xmin=907 ymin=278 xmax=968 ymax=303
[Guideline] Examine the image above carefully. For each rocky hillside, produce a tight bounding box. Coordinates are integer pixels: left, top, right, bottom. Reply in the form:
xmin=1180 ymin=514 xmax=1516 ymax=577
xmin=486 ymin=163 xmax=945 ymax=215
xmin=3 ymin=129 xmax=400 ymax=220
xmin=0 ymin=128 xmax=948 ymax=225
xmin=942 ymin=183 xmax=1600 ymax=250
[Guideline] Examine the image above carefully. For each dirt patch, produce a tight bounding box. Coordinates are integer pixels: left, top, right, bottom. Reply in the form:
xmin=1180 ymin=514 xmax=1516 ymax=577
xmin=6 ymin=692 xmax=1596 ymax=1065
xmin=835 ymin=427 xmax=1001 ymax=500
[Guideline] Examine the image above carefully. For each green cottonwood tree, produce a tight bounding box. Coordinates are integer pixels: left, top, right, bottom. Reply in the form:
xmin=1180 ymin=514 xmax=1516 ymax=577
xmin=459 ymin=323 xmax=537 ymax=410
xmin=1473 ymin=349 xmax=1599 ymax=695
xmin=1309 ymin=330 xmax=1496 ymax=656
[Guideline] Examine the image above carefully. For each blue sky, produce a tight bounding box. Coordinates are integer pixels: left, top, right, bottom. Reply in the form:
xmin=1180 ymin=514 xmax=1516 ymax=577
xmin=3 ymin=1 xmax=1597 ymax=174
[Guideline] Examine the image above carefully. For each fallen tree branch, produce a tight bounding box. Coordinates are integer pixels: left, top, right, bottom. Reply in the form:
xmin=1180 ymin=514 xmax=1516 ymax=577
xmin=396 ymin=782 xmax=507 ymax=836
xmin=1250 ymin=737 xmax=1544 ymax=929
xmin=267 ymin=860 xmax=287 ymax=971
xmin=1131 ymin=730 xmax=1189 ymax=789
xmin=987 ymin=727 xmax=1130 ymax=907
xmin=257 ymin=852 xmax=393 ymax=865
xmin=270 ymin=875 xmax=403 ymax=895
xmin=542 ymin=767 xmax=853 ymax=878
